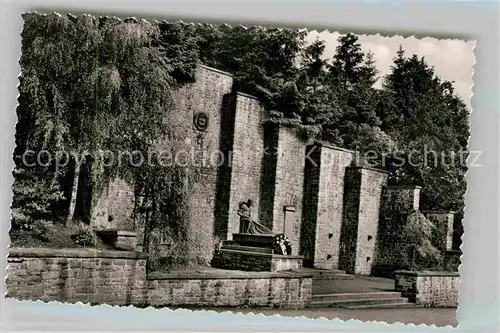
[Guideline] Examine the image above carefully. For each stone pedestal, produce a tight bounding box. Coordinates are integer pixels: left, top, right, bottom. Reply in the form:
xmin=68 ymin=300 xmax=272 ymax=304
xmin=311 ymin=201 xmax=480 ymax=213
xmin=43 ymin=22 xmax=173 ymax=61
xmin=212 ymin=233 xmax=304 ymax=272
xmin=115 ymin=231 xmax=137 ymax=251
xmin=95 ymin=229 xmax=137 ymax=251
xmin=232 ymin=233 xmax=274 ymax=247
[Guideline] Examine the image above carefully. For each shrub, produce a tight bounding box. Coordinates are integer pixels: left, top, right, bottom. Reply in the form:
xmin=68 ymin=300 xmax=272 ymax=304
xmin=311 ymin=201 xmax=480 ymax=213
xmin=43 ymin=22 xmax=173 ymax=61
xmin=400 ymin=211 xmax=443 ymax=270
xmin=10 ymin=167 xmax=65 ymax=236
xmin=187 ymin=231 xmax=221 ymax=266
xmin=70 ymin=227 xmax=95 ymax=247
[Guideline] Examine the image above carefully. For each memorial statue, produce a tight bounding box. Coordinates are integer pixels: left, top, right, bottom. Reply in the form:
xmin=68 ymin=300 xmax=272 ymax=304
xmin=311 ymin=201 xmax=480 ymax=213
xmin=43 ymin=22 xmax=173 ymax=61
xmin=237 ymin=199 xmax=273 ymax=235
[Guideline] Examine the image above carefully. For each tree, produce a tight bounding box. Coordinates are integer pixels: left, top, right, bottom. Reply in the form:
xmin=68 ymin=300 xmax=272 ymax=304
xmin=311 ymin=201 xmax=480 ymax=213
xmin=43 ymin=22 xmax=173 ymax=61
xmin=16 ymin=14 xmax=198 ymax=232
xmin=380 ymin=46 xmax=469 ymax=212
xmin=155 ymin=21 xmax=199 ymax=84
xmin=192 ymin=25 xmax=308 ymax=121
xmin=18 ymin=13 xmax=104 ymax=227
xmin=324 ymin=34 xmax=383 ymax=150
xmin=400 ymin=212 xmax=442 ymax=270
xmin=299 ymin=38 xmax=328 ymax=94
xmin=329 ymin=33 xmax=364 ymax=88
xmin=359 ymin=51 xmax=379 ymax=87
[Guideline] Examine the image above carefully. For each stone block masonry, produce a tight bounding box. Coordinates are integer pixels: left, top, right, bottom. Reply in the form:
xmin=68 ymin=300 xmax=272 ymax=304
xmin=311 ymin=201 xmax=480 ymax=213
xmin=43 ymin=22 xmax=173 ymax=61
xmin=338 ymin=167 xmax=362 ymax=273
xmin=315 ymin=145 xmax=354 ymax=269
xmin=147 ymin=270 xmax=312 ymax=309
xmin=423 ymin=211 xmax=455 ymax=252
xmin=214 ymin=91 xmax=266 ymax=240
xmin=226 ymin=92 xmax=266 ymax=239
xmin=372 ymin=185 xmax=424 ymax=276
xmin=214 ymin=93 xmax=237 ymax=239
xmin=258 ymin=125 xmax=307 ymax=255
xmin=6 ymin=248 xmax=148 ymax=306
xmin=212 ymin=249 xmax=303 ymax=272
xmin=272 ymin=126 xmax=307 ymax=255
xmin=68 ymin=63 xmax=458 ymax=291
xmin=300 ymin=144 xmax=321 ymax=267
xmin=149 ymin=64 xmax=234 ymax=254
xmin=91 ymin=65 xmax=234 ymax=258
xmin=382 ymin=185 xmax=422 ymax=213
xmin=395 ymin=270 xmax=459 ymax=307
xmin=353 ymin=168 xmax=388 ymax=275
xmin=339 ymin=167 xmax=388 ymax=275
xmin=258 ymin=123 xmax=280 ymax=232
xmin=300 ymin=143 xmax=354 ymax=269
xmin=91 ymin=178 xmax=135 ymax=231
xmin=6 ymin=248 xmax=312 ymax=309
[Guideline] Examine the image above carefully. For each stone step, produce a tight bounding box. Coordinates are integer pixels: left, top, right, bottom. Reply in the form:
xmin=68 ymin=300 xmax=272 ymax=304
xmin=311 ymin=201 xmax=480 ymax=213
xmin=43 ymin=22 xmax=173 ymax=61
xmin=312 ymin=292 xmax=402 ymax=302
xmin=232 ymin=233 xmax=274 ymax=247
xmin=313 ymin=273 xmax=355 ymax=280
xmin=342 ymin=302 xmax=420 ymax=309
xmin=300 ymin=268 xmax=347 ymax=275
xmin=317 ymin=269 xmax=346 ymax=275
xmin=221 ymin=244 xmax=273 ymax=254
xmin=310 ymin=297 xmax=409 ymax=308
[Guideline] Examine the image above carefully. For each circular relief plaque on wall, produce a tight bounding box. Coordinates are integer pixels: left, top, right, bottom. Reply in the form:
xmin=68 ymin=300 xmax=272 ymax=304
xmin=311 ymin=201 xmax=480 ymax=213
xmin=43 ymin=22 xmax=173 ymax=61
xmin=193 ymin=112 xmax=209 ymax=132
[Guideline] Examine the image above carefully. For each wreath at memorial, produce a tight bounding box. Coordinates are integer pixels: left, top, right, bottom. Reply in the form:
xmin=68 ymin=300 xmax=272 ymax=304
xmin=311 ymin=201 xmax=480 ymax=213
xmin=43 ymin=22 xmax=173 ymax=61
xmin=273 ymin=233 xmax=292 ymax=255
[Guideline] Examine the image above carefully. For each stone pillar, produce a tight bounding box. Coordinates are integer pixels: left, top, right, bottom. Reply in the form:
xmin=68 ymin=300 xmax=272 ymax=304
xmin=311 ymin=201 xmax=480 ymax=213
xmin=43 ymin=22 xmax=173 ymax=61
xmin=258 ymin=125 xmax=307 ymax=255
xmin=373 ymin=185 xmax=423 ymax=276
xmin=214 ymin=92 xmax=265 ymax=241
xmin=423 ymin=211 xmax=455 ymax=251
xmin=300 ymin=143 xmax=354 ymax=269
xmin=91 ymin=178 xmax=136 ymax=231
xmin=339 ymin=167 xmax=389 ymax=275
xmin=383 ymin=185 xmax=422 ymax=212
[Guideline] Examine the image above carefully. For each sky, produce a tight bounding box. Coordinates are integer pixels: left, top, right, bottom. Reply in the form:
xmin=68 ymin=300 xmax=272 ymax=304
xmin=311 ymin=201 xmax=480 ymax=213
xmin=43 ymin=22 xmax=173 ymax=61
xmin=306 ymin=31 xmax=476 ymax=109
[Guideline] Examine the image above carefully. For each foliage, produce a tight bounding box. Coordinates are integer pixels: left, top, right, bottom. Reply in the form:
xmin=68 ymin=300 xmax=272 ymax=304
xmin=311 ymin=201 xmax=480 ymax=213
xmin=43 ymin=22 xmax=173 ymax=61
xmin=135 ymin=164 xmax=191 ymax=266
xmin=190 ymin=25 xmax=308 ymax=122
xmin=376 ymin=202 xmax=443 ymax=272
xmin=400 ymin=212 xmax=443 ymax=270
xmin=148 ymin=227 xmax=221 ymax=271
xmin=379 ymin=47 xmax=469 ymax=212
xmin=10 ymin=167 xmax=65 ymax=240
xmin=325 ymin=34 xmax=383 ymax=150
xmin=15 ymin=15 xmax=197 ymax=261
xmin=14 ymin=17 xmax=468 ymax=266
xmin=70 ymin=227 xmax=95 ymax=247
xmin=186 ymin=227 xmax=222 ymax=267
xmin=196 ymin=28 xmax=468 ymax=213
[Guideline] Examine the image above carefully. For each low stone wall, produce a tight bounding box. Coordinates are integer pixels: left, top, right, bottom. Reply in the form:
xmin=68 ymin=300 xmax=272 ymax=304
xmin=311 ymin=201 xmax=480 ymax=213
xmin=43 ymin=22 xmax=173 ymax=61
xmin=394 ymin=270 xmax=459 ymax=307
xmin=6 ymin=248 xmax=312 ymax=309
xmin=6 ymin=248 xmax=148 ymax=306
xmin=147 ymin=270 xmax=312 ymax=308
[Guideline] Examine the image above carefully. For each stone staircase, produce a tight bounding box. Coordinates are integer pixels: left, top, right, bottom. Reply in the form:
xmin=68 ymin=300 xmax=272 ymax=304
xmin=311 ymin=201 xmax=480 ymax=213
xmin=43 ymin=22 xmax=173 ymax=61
xmin=310 ymin=291 xmax=418 ymax=309
xmin=296 ymin=268 xmax=355 ymax=280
